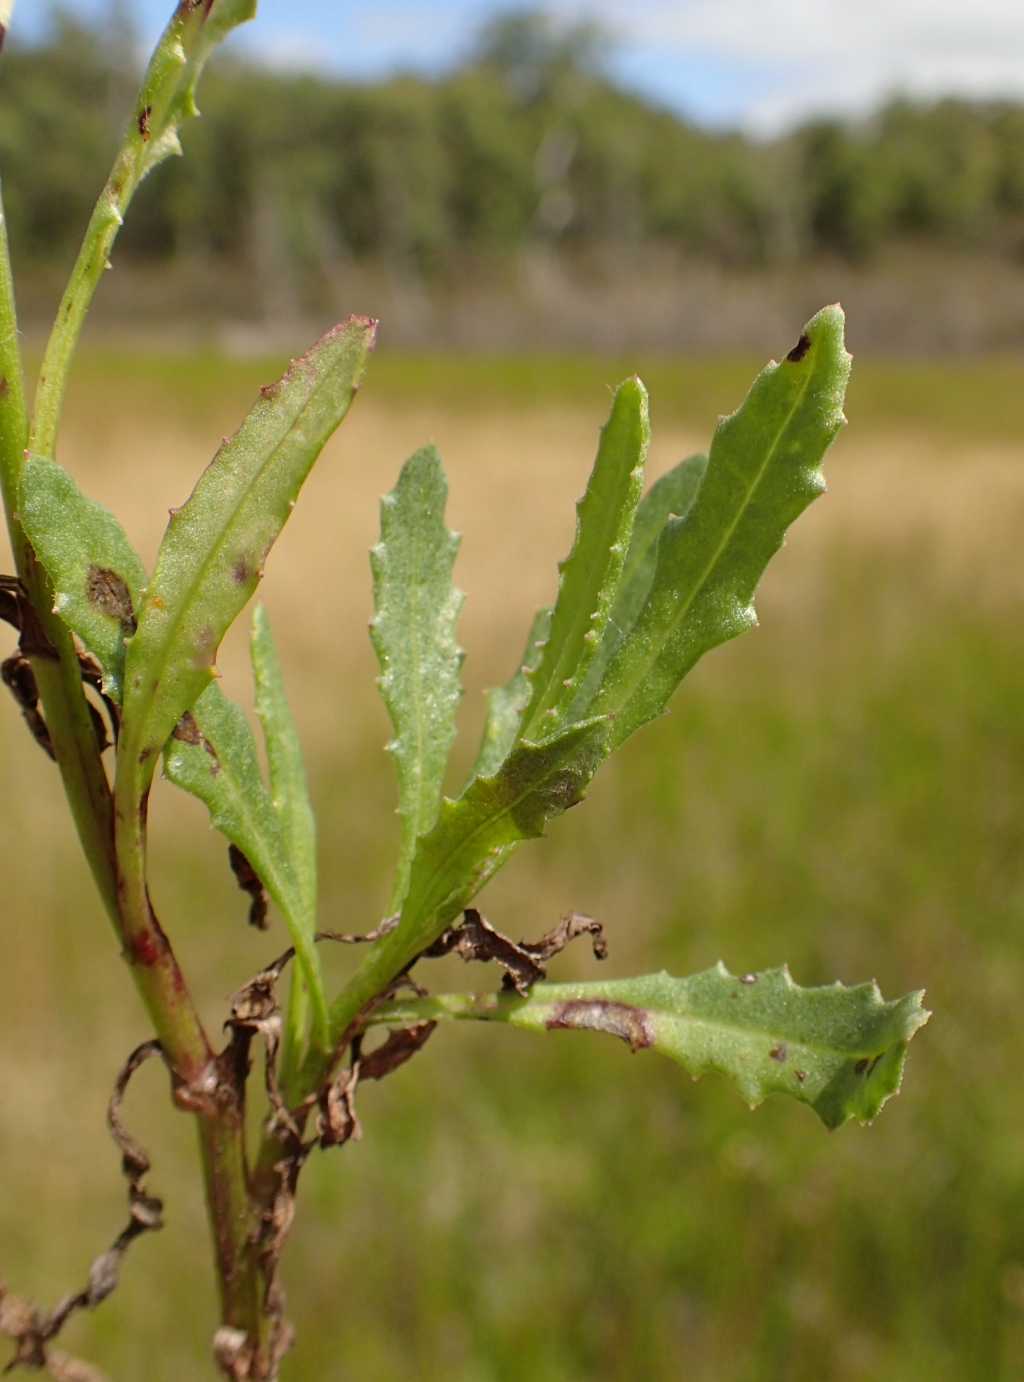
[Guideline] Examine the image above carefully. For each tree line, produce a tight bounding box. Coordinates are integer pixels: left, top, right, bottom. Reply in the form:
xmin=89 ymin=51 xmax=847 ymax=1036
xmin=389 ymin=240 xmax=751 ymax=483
xmin=3 ymin=9 xmax=1024 ymax=291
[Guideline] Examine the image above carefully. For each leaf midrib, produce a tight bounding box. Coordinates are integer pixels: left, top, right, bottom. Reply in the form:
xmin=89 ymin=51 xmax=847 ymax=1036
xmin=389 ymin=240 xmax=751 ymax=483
xmin=404 ymin=724 xmax=602 ymax=942
xmin=540 ymin=481 xmax=628 ymax=718
xmin=509 ymin=996 xmax=897 ymax=1062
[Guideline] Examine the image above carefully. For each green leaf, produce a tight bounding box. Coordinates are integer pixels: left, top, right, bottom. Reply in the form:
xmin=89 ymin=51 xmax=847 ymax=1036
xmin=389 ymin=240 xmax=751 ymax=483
xmin=251 ymin=603 xmax=317 ymax=922
xmin=130 ymin=0 xmax=256 ymax=184
xmin=469 ymin=607 xmax=551 ymax=783
xmin=17 ymin=454 xmax=147 ymax=703
xmin=120 ymin=316 xmax=375 ymax=794
xmin=162 ymin=680 xmax=328 ymax=1048
xmin=599 ymin=306 xmax=851 ymax=749
xmin=325 ymin=714 xmax=611 ymax=1047
xmin=30 ymin=0 xmax=258 ymax=460
xmin=370 ymin=445 xmax=464 ymax=911
xmin=387 ymin=716 xmax=609 ymax=959
xmin=369 ymin=964 xmax=930 ymax=1131
xmin=518 ymin=378 xmax=648 ymax=742
xmin=569 ymin=452 xmax=707 ymax=720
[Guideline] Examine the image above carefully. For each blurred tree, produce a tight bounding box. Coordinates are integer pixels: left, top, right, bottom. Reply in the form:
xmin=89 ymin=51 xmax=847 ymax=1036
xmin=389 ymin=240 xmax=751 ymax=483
xmin=5 ymin=7 xmax=1024 ymax=290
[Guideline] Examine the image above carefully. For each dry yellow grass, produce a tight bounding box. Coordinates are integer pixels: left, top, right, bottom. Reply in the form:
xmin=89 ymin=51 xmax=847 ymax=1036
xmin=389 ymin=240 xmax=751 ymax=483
xmin=6 ymin=380 xmax=1023 ymax=741
xmin=4 ymin=359 xmax=1024 ymax=1380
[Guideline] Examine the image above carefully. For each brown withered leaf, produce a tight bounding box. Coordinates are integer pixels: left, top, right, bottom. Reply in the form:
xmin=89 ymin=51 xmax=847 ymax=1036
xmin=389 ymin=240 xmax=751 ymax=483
xmin=316 ymin=1063 xmax=361 ymax=1149
xmin=46 ymin=1349 xmax=111 ymax=1382
xmin=424 ymin=909 xmax=546 ymax=995
xmin=228 ymin=844 xmax=269 ymax=930
xmin=359 ymin=1022 xmax=437 ymax=1082
xmin=1 ymin=653 xmax=56 ymax=759
xmin=0 ymin=1044 xmax=165 ymax=1378
xmin=0 ymin=576 xmax=21 ymax=633
xmin=423 ymin=908 xmax=607 ymax=995
xmin=212 ymin=1327 xmax=252 ymax=1382
xmin=522 ymin=911 xmax=608 ymax=964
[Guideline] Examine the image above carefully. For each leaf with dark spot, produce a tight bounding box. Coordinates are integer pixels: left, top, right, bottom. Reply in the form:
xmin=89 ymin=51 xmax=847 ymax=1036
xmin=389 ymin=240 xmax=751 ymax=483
xmin=85 ymin=566 xmax=135 ymax=630
xmin=367 ymin=963 xmax=930 ymax=1131
xmin=170 ymin=710 xmax=202 ymax=746
xmin=582 ymin=307 xmax=850 ymax=749
xmin=546 ymin=999 xmax=654 ymax=1052
xmin=18 ymin=456 xmax=147 ymax=703
xmin=787 ymin=333 xmax=812 ymax=363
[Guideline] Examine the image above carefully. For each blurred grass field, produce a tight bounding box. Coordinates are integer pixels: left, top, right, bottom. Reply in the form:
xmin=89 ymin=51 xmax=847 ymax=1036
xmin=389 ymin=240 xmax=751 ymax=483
xmin=4 ymin=344 xmax=1024 ymax=1380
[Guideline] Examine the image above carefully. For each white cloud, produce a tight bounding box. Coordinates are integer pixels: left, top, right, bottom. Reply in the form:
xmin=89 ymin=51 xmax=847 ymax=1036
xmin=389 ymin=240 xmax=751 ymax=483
xmin=559 ymin=0 xmax=1024 ymax=129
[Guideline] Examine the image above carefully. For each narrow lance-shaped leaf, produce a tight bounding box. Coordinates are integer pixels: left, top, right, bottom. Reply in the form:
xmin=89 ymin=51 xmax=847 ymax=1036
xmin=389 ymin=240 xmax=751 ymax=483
xmin=369 ymin=964 xmax=930 ymax=1131
xmin=120 ymin=316 xmax=375 ymax=799
xmin=598 ymin=306 xmax=851 ymax=749
xmin=370 ymin=446 xmax=464 ymax=911
xmin=327 ymin=315 xmax=849 ymax=1047
xmin=250 ymin=603 xmax=319 ymax=1072
xmin=162 ymin=681 xmax=328 ymax=1049
xmin=31 ymin=0 xmax=257 ymax=457
xmin=251 ymin=602 xmax=317 ymax=922
xmin=568 ymin=452 xmax=707 ymax=721
xmin=468 ymin=607 xmax=551 ymax=784
xmin=518 ymin=379 xmax=648 ymax=742
xmin=134 ymin=0 xmax=257 ymax=184
xmin=17 ymin=455 xmax=147 ymax=703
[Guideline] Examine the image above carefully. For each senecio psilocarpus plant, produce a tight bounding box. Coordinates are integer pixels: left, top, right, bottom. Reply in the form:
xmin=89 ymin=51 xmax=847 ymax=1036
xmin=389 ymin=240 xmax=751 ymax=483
xmin=0 ymin=4 xmax=930 ymax=1379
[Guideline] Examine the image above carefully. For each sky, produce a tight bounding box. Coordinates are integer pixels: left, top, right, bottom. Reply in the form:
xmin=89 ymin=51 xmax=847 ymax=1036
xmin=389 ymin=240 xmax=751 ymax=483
xmin=16 ymin=0 xmax=1024 ymax=133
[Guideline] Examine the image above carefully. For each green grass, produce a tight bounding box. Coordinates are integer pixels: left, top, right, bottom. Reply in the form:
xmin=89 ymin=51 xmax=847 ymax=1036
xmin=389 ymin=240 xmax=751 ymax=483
xmin=3 ymin=354 xmax=1024 ymax=1379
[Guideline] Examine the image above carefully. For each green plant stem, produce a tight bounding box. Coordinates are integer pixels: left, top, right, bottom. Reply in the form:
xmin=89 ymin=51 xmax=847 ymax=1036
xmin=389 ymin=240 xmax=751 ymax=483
xmin=197 ymin=1109 xmax=266 ymax=1346
xmin=27 ymin=0 xmax=237 ymax=458
xmin=0 ymin=164 xmax=252 ymax=1348
xmin=2 ymin=7 xmax=275 ymax=1364
xmin=369 ymin=991 xmax=511 ymax=1025
xmin=110 ymin=777 xmax=212 ymax=1075
xmin=30 ymin=147 xmax=138 ymax=457
xmin=0 ymin=184 xmax=120 ymax=922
